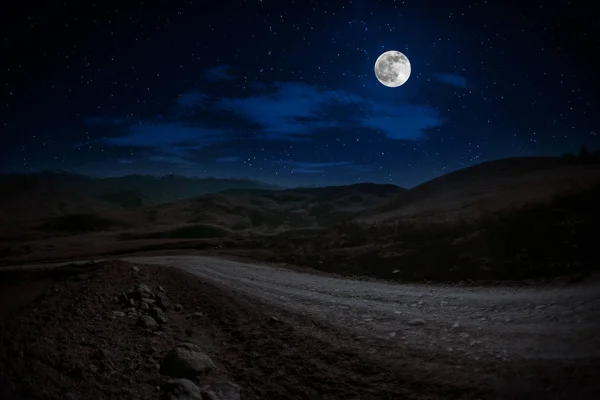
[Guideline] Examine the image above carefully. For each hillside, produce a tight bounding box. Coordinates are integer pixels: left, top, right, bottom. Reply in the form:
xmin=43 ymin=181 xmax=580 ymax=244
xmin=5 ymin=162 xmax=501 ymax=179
xmin=117 ymin=182 xmax=406 ymax=238
xmin=0 ymin=175 xmax=112 ymax=225
xmin=363 ymin=157 xmax=600 ymax=224
xmin=0 ymin=171 xmax=282 ymax=209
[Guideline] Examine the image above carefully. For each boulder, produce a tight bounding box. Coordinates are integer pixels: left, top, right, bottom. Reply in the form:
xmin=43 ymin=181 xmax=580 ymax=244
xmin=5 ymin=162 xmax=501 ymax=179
xmin=162 ymin=378 xmax=202 ymax=400
xmin=160 ymin=343 xmax=215 ymax=378
xmin=201 ymin=381 xmax=241 ymax=400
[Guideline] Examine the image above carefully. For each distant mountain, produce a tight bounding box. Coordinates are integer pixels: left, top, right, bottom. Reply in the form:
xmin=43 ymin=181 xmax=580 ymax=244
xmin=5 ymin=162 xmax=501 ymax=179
xmin=1 ymin=171 xmax=282 ymax=209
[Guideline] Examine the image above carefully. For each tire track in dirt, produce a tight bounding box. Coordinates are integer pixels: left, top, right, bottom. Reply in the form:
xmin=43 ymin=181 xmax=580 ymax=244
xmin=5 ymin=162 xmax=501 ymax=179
xmin=125 ymin=255 xmax=600 ymax=363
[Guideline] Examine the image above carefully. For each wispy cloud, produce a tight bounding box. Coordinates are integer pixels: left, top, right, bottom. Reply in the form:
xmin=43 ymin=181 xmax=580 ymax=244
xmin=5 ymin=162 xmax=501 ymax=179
xmin=216 ymin=156 xmax=240 ymax=163
xmin=433 ymin=73 xmax=467 ymax=88
xmin=278 ymin=160 xmax=363 ymax=174
xmin=103 ymin=122 xmax=230 ymax=165
xmin=149 ymin=155 xmax=198 ymax=166
xmin=85 ymin=79 xmax=446 ymax=169
xmin=205 ymin=65 xmax=235 ymax=82
xmin=214 ymin=82 xmax=440 ymax=142
xmin=84 ymin=116 xmax=128 ymax=126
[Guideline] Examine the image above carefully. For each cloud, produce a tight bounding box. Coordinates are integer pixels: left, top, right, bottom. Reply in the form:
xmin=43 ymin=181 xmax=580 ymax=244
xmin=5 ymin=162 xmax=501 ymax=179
xmin=433 ymin=73 xmax=467 ymax=88
xmin=205 ymin=65 xmax=235 ymax=82
xmin=148 ymin=155 xmax=198 ymax=166
xmin=361 ymin=104 xmax=444 ymax=140
xmin=103 ymin=122 xmax=230 ymax=164
xmin=176 ymin=91 xmax=209 ymax=109
xmin=278 ymin=160 xmax=362 ymax=174
xmin=213 ymin=81 xmax=442 ymax=142
xmin=283 ymin=161 xmax=355 ymax=169
xmin=216 ymin=82 xmax=342 ymax=141
xmin=104 ymin=122 xmax=224 ymax=148
xmin=216 ymin=156 xmax=240 ymax=163
xmin=84 ymin=116 xmax=128 ymax=126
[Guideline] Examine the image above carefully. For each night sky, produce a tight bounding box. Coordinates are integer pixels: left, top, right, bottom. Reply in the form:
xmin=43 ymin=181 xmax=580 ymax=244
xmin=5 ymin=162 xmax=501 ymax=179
xmin=1 ymin=0 xmax=598 ymax=187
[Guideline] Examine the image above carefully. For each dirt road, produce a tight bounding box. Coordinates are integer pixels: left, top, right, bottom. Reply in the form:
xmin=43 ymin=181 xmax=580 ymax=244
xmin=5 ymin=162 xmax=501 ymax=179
xmin=124 ymin=255 xmax=600 ymax=363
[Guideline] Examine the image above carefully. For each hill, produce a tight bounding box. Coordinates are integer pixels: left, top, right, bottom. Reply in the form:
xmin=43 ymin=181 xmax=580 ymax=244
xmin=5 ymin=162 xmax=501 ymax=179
xmin=363 ymin=157 xmax=600 ymax=224
xmin=0 ymin=175 xmax=112 ymax=225
xmin=0 ymin=171 xmax=282 ymax=209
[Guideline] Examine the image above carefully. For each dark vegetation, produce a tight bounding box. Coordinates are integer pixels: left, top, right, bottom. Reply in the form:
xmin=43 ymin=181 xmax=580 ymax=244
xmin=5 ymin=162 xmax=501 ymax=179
xmin=38 ymin=214 xmax=122 ymax=234
xmin=122 ymin=224 xmax=229 ymax=240
xmin=279 ymin=184 xmax=600 ymax=282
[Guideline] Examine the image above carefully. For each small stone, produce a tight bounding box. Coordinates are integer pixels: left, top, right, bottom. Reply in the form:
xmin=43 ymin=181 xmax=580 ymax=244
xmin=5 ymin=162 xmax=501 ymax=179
xmin=89 ymin=364 xmax=98 ymax=374
xmin=150 ymin=307 xmax=168 ymax=324
xmin=119 ymin=292 xmax=129 ymax=303
xmin=112 ymin=311 xmax=125 ymax=318
xmin=460 ymin=332 xmax=470 ymax=338
xmin=157 ymin=285 xmax=165 ymax=292
xmin=451 ymin=322 xmax=460 ymax=330
xmin=270 ymin=315 xmax=281 ymax=323
xmin=131 ymin=266 xmax=140 ymax=272
xmin=138 ymin=315 xmax=158 ymax=330
xmin=156 ymin=293 xmax=171 ymax=310
xmin=408 ymin=318 xmax=426 ymax=326
xmin=388 ymin=332 xmax=396 ymax=337
xmin=140 ymin=302 xmax=150 ymax=311
xmin=175 ymin=303 xmax=183 ymax=311
xmin=192 ymin=311 xmax=204 ymax=318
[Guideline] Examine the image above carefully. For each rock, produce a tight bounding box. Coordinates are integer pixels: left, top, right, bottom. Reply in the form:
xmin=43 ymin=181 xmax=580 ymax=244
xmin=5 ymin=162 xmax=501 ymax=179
xmin=162 ymin=378 xmax=202 ymax=400
xmin=392 ymin=269 xmax=400 ymax=274
xmin=138 ymin=315 xmax=159 ymax=330
xmin=141 ymin=297 xmax=156 ymax=305
xmin=451 ymin=322 xmax=461 ymax=330
xmin=119 ymin=292 xmax=129 ymax=304
xmin=150 ymin=307 xmax=168 ymax=324
xmin=269 ymin=315 xmax=281 ymax=323
xmin=388 ymin=332 xmax=396 ymax=337
xmin=201 ymin=381 xmax=241 ymax=400
xmin=175 ymin=303 xmax=183 ymax=311
xmin=408 ymin=318 xmax=426 ymax=326
xmin=124 ymin=307 xmax=137 ymax=314
xmin=160 ymin=343 xmax=215 ymax=378
xmin=112 ymin=311 xmax=125 ymax=318
xmin=130 ymin=283 xmax=153 ymax=299
xmin=192 ymin=311 xmax=204 ymax=318
xmin=460 ymin=332 xmax=470 ymax=338
xmin=131 ymin=266 xmax=140 ymax=273
xmin=156 ymin=293 xmax=171 ymax=310
xmin=89 ymin=363 xmax=98 ymax=374
xmin=140 ymin=302 xmax=150 ymax=311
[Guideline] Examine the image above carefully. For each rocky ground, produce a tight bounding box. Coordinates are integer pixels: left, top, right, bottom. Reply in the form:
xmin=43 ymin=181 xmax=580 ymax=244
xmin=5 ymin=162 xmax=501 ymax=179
xmin=0 ymin=259 xmax=599 ymax=399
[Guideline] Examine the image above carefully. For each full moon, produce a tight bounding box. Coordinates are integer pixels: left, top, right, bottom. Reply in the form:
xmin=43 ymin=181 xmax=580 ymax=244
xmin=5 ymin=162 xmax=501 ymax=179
xmin=374 ymin=50 xmax=411 ymax=87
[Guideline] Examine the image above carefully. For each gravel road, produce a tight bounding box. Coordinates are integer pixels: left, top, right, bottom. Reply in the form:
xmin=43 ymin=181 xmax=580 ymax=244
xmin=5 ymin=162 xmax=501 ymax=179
xmin=124 ymin=255 xmax=600 ymax=363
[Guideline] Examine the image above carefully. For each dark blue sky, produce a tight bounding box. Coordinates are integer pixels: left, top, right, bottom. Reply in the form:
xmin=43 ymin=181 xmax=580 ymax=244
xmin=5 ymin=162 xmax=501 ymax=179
xmin=1 ymin=0 xmax=598 ymax=187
